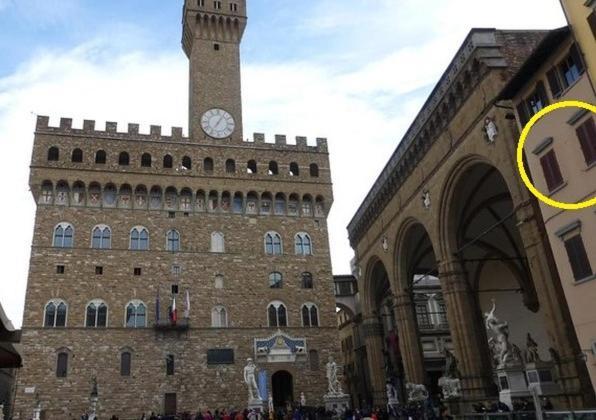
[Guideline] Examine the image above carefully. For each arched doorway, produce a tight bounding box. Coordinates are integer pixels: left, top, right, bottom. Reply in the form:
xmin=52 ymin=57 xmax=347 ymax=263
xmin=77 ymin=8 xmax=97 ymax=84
xmin=272 ymin=371 xmax=294 ymax=408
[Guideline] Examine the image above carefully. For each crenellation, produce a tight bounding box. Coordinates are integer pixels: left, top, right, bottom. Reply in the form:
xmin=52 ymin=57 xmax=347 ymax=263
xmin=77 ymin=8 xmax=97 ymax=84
xmin=253 ymin=132 xmax=265 ymax=144
xmin=275 ymin=134 xmax=286 ymax=145
xmin=150 ymin=125 xmax=162 ymax=138
xmin=316 ymin=138 xmax=328 ymax=152
xmin=36 ymin=115 xmax=49 ymax=130
xmin=83 ymin=120 xmax=95 ymax=132
xmin=59 ymin=118 xmax=72 ymax=130
xmin=105 ymin=121 xmax=118 ymax=133
xmin=171 ymin=127 xmax=184 ymax=140
xmin=127 ymin=123 xmax=140 ymax=135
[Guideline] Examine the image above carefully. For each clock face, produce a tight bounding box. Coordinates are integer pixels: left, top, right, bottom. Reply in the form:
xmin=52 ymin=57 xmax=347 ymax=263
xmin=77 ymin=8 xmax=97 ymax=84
xmin=201 ymin=108 xmax=235 ymax=139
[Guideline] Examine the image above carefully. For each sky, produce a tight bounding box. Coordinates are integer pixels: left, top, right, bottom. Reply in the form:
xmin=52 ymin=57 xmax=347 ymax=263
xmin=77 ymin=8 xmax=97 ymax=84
xmin=0 ymin=0 xmax=566 ymax=328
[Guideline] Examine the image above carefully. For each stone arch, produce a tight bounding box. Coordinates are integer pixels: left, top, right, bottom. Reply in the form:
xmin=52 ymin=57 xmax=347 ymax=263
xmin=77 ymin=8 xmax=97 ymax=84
xmin=362 ymin=255 xmax=391 ymax=315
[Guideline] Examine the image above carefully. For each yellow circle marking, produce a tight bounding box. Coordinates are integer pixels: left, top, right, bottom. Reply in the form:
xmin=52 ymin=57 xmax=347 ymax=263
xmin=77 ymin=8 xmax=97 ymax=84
xmin=516 ymin=100 xmax=596 ymax=210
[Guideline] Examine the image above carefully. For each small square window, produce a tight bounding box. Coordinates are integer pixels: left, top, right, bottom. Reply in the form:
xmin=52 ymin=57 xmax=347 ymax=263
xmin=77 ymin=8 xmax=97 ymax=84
xmin=134 ymin=267 xmax=142 ymax=276
xmin=56 ymin=265 xmax=65 ymax=274
xmin=171 ymin=284 xmax=179 ymax=295
xmin=168 ymin=212 xmax=175 ymax=219
xmin=95 ymin=266 xmax=103 ymax=275
xmin=214 ymin=43 xmax=220 ymax=51
xmin=184 ymin=212 xmax=190 ymax=217
xmin=171 ymin=265 xmax=181 ymax=276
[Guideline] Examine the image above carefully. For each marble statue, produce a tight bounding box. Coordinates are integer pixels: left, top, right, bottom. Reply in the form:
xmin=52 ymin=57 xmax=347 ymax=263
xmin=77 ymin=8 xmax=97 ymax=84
xmin=244 ymin=358 xmax=262 ymax=401
xmin=386 ymin=382 xmax=398 ymax=402
xmin=300 ymin=392 xmax=306 ymax=407
xmin=326 ymin=356 xmax=342 ymax=395
xmin=422 ymin=191 xmax=431 ymax=209
xmin=268 ymin=393 xmax=274 ymax=413
xmin=525 ymin=333 xmax=541 ymax=363
xmin=484 ymin=117 xmax=498 ymax=143
xmin=438 ymin=348 xmax=462 ymax=399
xmin=484 ymin=300 xmax=522 ymax=367
xmin=406 ymin=383 xmax=429 ymax=402
xmin=443 ymin=348 xmax=461 ymax=378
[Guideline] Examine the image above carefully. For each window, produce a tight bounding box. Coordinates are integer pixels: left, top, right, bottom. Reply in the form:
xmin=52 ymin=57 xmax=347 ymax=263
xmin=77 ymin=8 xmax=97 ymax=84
xmin=539 ymin=150 xmax=564 ymax=192
xmin=214 ymin=0 xmax=222 ymax=9
xmin=207 ymin=349 xmax=234 ymax=365
xmin=44 ymin=300 xmax=67 ymax=327
xmin=589 ymin=10 xmax=596 ymax=39
xmin=210 ymin=231 xmax=225 ymax=253
xmin=310 ymin=163 xmax=319 ymax=177
xmin=141 ymin=153 xmax=152 ymax=168
xmin=564 ymin=234 xmax=593 ymax=281
xmin=198 ymin=0 xmax=205 ymax=6
xmin=56 ymin=352 xmax=68 ymax=377
xmin=182 ymin=156 xmax=192 ymax=170
xmin=309 ymin=350 xmax=319 ymax=371
xmin=118 ymin=152 xmax=130 ymax=166
xmin=547 ymin=44 xmax=586 ymax=98
xmin=416 ymin=303 xmax=432 ymax=329
xmin=86 ymin=300 xmax=108 ymax=328
xmin=295 ymin=233 xmax=313 ymax=255
xmin=261 ymin=193 xmax=272 ymax=214
xmin=134 ymin=267 xmax=142 ymax=276
xmin=215 ymin=274 xmax=224 ymax=289
xmin=301 ymin=272 xmax=313 ymax=289
xmin=95 ymin=150 xmax=107 ymax=164
xmin=204 ymin=157 xmax=214 ymax=173
xmin=71 ymin=148 xmax=83 ymax=163
xmin=53 ymin=223 xmax=74 ymax=248
xmin=48 ymin=147 xmax=59 ymax=161
xmin=268 ymin=161 xmax=279 ymax=175
xmin=265 ymin=232 xmax=282 ymax=255
xmin=171 ymin=265 xmax=181 ymax=276
xmin=289 ymin=162 xmax=299 ymax=176
xmin=268 ymin=302 xmax=287 ymax=327
xmin=211 ymin=306 xmax=228 ymax=328
xmin=247 ymin=160 xmax=257 ymax=174
xmin=516 ymin=82 xmax=549 ymax=126
xmin=576 ymin=117 xmax=596 ymax=166
xmin=230 ymin=2 xmax=238 ymax=12
xmin=166 ymin=230 xmax=181 ymax=252
xmin=126 ymin=301 xmax=146 ymax=328
xmin=56 ymin=265 xmax=65 ymax=274
xmin=233 ymin=192 xmax=243 ymax=213
xmin=226 ymin=159 xmax=236 ymax=173
xmin=166 ymin=354 xmax=175 ymax=375
xmin=163 ymin=154 xmax=173 ymax=169
xmin=130 ymin=227 xmax=149 ymax=250
xmin=274 ymin=193 xmax=286 ymax=215
xmin=92 ymin=225 xmax=111 ymax=249
xmin=214 ymin=43 xmax=220 ymax=51
xmin=269 ymin=272 xmax=283 ymax=289
xmin=95 ymin=266 xmax=103 ymax=275
xmin=302 ymin=303 xmax=319 ymax=327
xmin=121 ymin=352 xmax=132 ymax=376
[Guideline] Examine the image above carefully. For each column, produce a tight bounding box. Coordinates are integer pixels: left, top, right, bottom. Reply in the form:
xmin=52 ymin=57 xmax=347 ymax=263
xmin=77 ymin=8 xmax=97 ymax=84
xmin=361 ymin=316 xmax=388 ymax=407
xmin=439 ymin=259 xmax=494 ymax=404
xmin=393 ymin=292 xmax=426 ymax=385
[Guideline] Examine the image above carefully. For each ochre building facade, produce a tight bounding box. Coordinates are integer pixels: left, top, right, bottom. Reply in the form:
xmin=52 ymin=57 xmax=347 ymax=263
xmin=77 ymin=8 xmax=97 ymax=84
xmin=12 ymin=1 xmax=339 ymax=418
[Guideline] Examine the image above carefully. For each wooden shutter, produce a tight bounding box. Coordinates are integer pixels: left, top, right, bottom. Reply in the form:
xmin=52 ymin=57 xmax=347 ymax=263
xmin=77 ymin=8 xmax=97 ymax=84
xmin=576 ymin=117 xmax=596 ymax=165
xmin=546 ymin=67 xmax=563 ymax=98
xmin=516 ymin=102 xmax=530 ymax=127
xmin=535 ymin=81 xmax=549 ymax=107
xmin=564 ymin=235 xmax=593 ymax=281
xmin=539 ymin=150 xmax=564 ymax=192
xmin=570 ymin=43 xmax=586 ymax=74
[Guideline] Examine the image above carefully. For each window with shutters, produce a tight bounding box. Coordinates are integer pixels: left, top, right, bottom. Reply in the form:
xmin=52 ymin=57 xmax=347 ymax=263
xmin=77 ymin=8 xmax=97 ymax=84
xmin=516 ymin=82 xmax=549 ymax=126
xmin=576 ymin=117 xmax=596 ymax=166
xmin=539 ymin=150 xmax=564 ymax=192
xmin=546 ymin=43 xmax=586 ymax=98
xmin=564 ymin=234 xmax=593 ymax=281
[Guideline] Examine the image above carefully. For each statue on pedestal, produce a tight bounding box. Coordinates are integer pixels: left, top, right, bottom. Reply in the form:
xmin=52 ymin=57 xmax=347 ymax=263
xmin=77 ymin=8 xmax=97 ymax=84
xmin=244 ymin=359 xmax=262 ymax=402
xmin=326 ymin=357 xmax=343 ymax=395
xmin=268 ymin=393 xmax=274 ymax=415
xmin=438 ymin=349 xmax=462 ymax=399
xmin=300 ymin=392 xmax=306 ymax=407
xmin=525 ymin=333 xmax=541 ymax=363
xmin=484 ymin=300 xmax=522 ymax=367
xmin=406 ymin=383 xmax=429 ymax=402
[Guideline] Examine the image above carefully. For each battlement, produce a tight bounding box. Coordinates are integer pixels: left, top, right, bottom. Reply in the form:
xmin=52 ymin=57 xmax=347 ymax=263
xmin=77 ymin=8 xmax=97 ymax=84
xmin=35 ymin=116 xmax=329 ymax=153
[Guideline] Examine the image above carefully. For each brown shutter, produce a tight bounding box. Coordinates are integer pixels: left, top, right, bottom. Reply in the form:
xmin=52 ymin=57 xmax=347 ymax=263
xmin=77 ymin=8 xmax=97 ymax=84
xmin=570 ymin=43 xmax=586 ymax=74
xmin=564 ymin=235 xmax=593 ymax=281
xmin=540 ymin=150 xmax=564 ymax=192
xmin=576 ymin=117 xmax=596 ymax=165
xmin=546 ymin=67 xmax=563 ymax=98
xmin=516 ymin=102 xmax=529 ymax=127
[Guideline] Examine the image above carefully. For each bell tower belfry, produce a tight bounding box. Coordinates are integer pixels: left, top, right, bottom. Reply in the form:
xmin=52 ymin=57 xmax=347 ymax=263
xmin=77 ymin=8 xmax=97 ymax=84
xmin=182 ymin=0 xmax=247 ymax=141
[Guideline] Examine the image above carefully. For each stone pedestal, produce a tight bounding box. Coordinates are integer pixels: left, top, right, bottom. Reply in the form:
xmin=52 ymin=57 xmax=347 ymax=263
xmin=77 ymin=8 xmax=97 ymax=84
xmin=248 ymin=398 xmax=264 ymax=412
xmin=497 ymin=366 xmax=530 ymax=409
xmin=526 ymin=361 xmax=560 ymax=396
xmin=324 ymin=393 xmax=351 ymax=414
xmin=33 ymin=407 xmax=41 ymax=420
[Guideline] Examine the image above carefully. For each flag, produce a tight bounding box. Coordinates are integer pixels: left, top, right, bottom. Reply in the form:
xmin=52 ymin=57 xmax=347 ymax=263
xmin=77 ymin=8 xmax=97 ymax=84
xmin=184 ymin=289 xmax=190 ymax=319
xmin=155 ymin=289 xmax=160 ymax=323
xmin=171 ymin=295 xmax=177 ymax=325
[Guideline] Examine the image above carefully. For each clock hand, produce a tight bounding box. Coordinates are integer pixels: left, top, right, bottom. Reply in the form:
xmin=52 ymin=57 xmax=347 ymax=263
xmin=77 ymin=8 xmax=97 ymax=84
xmin=215 ymin=114 xmax=225 ymax=129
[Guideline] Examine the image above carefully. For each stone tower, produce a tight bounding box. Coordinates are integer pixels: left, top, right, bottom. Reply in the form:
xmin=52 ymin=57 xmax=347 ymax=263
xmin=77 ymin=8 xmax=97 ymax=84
xmin=183 ymin=0 xmax=247 ymax=140
xmin=13 ymin=1 xmax=338 ymax=418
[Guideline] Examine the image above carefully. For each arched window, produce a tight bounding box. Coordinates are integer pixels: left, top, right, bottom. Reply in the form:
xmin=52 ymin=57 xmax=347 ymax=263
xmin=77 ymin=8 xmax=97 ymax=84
xmin=204 ymin=157 xmax=214 ymax=173
xmin=295 ymin=233 xmax=313 ymax=255
xmin=85 ymin=300 xmax=108 ymax=327
xmin=163 ymin=154 xmax=173 ymax=169
xmin=53 ymin=223 xmax=74 ymax=248
xmin=56 ymin=351 xmax=69 ymax=377
xmin=269 ymin=272 xmax=283 ymax=289
xmin=71 ymin=148 xmax=83 ymax=163
xmin=301 ymin=272 xmax=314 ymax=289
xmin=103 ymin=184 xmax=117 ymax=207
xmin=302 ymin=303 xmax=319 ymax=327
xmin=247 ymin=160 xmax=257 ymax=174
xmin=150 ymin=186 xmax=162 ymax=209
xmin=40 ymin=181 xmax=53 ymax=204
xmin=118 ymin=152 xmax=130 ymax=166
xmin=92 ymin=225 xmax=111 ymax=249
xmin=167 ymin=230 xmax=180 ymax=252
xmin=95 ymin=150 xmax=107 ymax=164
xmin=141 ymin=153 xmax=152 ymax=168
xmin=268 ymin=301 xmax=287 ymax=327
xmin=211 ymin=231 xmax=225 ymax=253
xmin=289 ymin=162 xmax=300 ymax=176
xmin=225 ymin=159 xmax=236 ymax=173
xmin=211 ymin=306 xmax=228 ymax=328
xmin=44 ymin=300 xmax=67 ymax=327
xmin=309 ymin=163 xmax=319 ymax=177
xmin=47 ymin=146 xmax=59 ymax=161
xmin=265 ymin=232 xmax=282 ymax=255
xmin=302 ymin=195 xmax=313 ymax=216
xmin=309 ymin=350 xmax=319 ymax=371
xmin=288 ymin=194 xmax=299 ymax=216
xmin=125 ymin=301 xmax=146 ymax=328
xmin=182 ymin=156 xmax=192 ymax=170
xmin=274 ymin=193 xmax=286 ymax=215
xmin=268 ymin=161 xmax=279 ymax=175
xmin=130 ymin=227 xmax=149 ymax=250
xmin=121 ymin=351 xmax=132 ymax=376
xmin=233 ymin=192 xmax=243 ymax=213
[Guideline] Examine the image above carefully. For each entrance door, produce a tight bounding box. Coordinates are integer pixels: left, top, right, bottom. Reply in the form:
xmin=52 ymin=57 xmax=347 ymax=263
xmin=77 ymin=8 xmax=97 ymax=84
xmin=272 ymin=371 xmax=294 ymax=408
xmin=164 ymin=393 xmax=177 ymax=416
